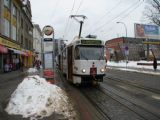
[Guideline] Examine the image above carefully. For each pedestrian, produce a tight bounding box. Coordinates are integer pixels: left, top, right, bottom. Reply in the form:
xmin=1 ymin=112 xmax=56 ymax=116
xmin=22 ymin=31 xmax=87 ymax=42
xmin=153 ymin=57 xmax=157 ymax=71
xmin=20 ymin=61 xmax=24 ymax=72
xmin=15 ymin=58 xmax=19 ymax=70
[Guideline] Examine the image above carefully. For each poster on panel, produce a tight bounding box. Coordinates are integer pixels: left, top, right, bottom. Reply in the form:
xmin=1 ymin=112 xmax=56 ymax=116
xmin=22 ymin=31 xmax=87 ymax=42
xmin=44 ymin=52 xmax=53 ymax=69
xmin=134 ymin=23 xmax=160 ymax=39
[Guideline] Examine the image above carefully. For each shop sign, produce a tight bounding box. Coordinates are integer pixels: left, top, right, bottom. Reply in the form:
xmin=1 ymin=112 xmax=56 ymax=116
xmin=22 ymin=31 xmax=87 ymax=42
xmin=0 ymin=36 xmax=20 ymax=49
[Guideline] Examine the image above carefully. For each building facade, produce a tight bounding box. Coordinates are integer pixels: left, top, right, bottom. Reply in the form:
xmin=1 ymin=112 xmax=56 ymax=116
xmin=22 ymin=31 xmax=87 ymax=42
xmin=33 ymin=24 xmax=42 ymax=61
xmin=105 ymin=37 xmax=145 ymax=61
xmin=105 ymin=37 xmax=160 ymax=61
xmin=0 ymin=0 xmax=33 ymax=73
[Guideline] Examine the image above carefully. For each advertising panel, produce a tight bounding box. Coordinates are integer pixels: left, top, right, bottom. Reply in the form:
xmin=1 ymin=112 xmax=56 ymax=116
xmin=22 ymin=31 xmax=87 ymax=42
xmin=43 ymin=42 xmax=54 ymax=52
xmin=44 ymin=52 xmax=54 ymax=69
xmin=134 ymin=23 xmax=160 ymax=39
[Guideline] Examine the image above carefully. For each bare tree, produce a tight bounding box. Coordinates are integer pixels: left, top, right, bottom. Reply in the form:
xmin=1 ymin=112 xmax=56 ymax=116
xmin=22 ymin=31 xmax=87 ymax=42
xmin=144 ymin=0 xmax=160 ymax=26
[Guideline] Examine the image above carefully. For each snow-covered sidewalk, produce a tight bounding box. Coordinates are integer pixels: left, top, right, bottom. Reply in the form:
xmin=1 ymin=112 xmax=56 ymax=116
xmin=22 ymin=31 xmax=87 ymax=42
xmin=107 ymin=61 xmax=160 ymax=75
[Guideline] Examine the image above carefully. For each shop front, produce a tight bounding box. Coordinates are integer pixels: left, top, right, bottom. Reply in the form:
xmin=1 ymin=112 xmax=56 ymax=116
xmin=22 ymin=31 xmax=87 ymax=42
xmin=0 ymin=45 xmax=8 ymax=72
xmin=0 ymin=36 xmax=23 ymax=72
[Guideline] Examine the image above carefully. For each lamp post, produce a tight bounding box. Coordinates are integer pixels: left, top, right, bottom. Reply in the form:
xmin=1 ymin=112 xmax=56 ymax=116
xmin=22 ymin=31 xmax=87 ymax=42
xmin=117 ymin=21 xmax=129 ymax=68
xmin=116 ymin=22 xmax=127 ymax=37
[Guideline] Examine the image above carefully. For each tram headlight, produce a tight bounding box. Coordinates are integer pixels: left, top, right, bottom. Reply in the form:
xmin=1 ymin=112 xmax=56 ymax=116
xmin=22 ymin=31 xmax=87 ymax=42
xmin=82 ymin=69 xmax=86 ymax=73
xmin=100 ymin=68 xmax=105 ymax=73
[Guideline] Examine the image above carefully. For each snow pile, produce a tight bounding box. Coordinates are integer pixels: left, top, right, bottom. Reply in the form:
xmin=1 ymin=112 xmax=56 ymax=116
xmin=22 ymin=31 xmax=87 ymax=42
xmin=27 ymin=68 xmax=38 ymax=75
xmin=107 ymin=60 xmax=160 ymax=70
xmin=107 ymin=61 xmax=160 ymax=75
xmin=5 ymin=75 xmax=75 ymax=119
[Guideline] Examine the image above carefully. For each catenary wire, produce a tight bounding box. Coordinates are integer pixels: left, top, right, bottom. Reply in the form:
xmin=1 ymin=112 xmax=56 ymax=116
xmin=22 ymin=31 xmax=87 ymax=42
xmin=50 ymin=0 xmax=61 ymax=22
xmin=90 ymin=0 xmax=141 ymax=34
xmin=85 ymin=0 xmax=122 ymax=32
xmin=100 ymin=1 xmax=144 ymax=39
xmin=75 ymin=0 xmax=84 ymax=15
xmin=63 ymin=0 xmax=77 ymax=39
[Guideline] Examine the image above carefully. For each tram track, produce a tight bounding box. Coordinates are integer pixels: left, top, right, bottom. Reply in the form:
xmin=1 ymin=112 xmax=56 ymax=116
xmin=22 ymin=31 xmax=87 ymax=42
xmin=104 ymin=76 xmax=160 ymax=94
xmin=99 ymin=83 xmax=160 ymax=120
xmin=80 ymin=86 xmax=153 ymax=120
xmin=57 ymin=69 xmax=110 ymax=120
xmin=80 ymin=87 xmax=112 ymax=120
xmin=57 ymin=69 xmax=160 ymax=120
xmin=100 ymin=84 xmax=160 ymax=120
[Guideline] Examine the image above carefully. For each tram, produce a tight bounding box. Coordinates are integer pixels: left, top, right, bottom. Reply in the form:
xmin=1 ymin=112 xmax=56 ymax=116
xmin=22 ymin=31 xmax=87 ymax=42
xmin=59 ymin=36 xmax=107 ymax=85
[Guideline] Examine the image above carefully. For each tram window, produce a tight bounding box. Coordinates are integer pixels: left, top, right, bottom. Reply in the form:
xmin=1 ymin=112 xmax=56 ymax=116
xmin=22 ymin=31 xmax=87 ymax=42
xmin=74 ymin=47 xmax=80 ymax=59
xmin=63 ymin=49 xmax=66 ymax=59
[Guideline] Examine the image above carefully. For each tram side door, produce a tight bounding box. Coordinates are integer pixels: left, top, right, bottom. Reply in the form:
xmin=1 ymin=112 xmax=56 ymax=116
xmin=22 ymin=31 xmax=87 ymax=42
xmin=67 ymin=46 xmax=73 ymax=81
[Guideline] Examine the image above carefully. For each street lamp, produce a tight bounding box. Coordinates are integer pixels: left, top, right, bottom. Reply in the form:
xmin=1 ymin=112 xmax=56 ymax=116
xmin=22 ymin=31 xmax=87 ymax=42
xmin=116 ymin=22 xmax=127 ymax=37
xmin=117 ymin=21 xmax=129 ymax=68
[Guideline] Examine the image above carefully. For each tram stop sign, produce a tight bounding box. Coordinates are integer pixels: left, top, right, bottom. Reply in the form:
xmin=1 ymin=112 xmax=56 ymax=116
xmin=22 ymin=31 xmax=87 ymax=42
xmin=125 ymin=46 xmax=129 ymax=56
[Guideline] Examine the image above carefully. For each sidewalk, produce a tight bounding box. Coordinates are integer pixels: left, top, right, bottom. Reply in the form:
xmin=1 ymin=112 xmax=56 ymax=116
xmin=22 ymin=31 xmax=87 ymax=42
xmin=108 ymin=65 xmax=160 ymax=75
xmin=107 ymin=61 xmax=160 ymax=75
xmin=0 ymin=69 xmax=27 ymax=84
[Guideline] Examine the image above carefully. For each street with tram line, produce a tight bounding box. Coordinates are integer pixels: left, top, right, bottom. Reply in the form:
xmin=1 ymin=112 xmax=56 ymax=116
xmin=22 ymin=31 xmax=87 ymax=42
xmin=0 ymin=66 xmax=159 ymax=120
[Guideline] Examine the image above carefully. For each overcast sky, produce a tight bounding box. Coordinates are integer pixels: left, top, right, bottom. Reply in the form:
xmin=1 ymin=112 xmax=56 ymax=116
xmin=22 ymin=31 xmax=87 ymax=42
xmin=30 ymin=0 xmax=145 ymax=42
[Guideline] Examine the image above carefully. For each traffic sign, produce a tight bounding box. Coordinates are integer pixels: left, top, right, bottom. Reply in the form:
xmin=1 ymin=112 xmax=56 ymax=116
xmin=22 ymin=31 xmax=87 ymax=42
xmin=125 ymin=46 xmax=129 ymax=56
xmin=125 ymin=46 xmax=128 ymax=50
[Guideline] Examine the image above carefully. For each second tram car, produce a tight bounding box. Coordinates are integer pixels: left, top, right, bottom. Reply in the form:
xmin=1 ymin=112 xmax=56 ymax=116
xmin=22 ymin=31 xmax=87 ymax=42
xmin=59 ymin=36 xmax=106 ymax=85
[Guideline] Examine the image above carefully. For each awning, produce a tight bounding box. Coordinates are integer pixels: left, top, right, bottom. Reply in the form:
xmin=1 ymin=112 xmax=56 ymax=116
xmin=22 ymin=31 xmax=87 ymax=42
xmin=8 ymin=48 xmax=27 ymax=55
xmin=0 ymin=45 xmax=8 ymax=53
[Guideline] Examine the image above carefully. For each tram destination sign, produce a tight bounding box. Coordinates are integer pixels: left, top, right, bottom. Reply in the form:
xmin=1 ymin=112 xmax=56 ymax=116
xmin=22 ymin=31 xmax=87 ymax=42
xmin=81 ymin=39 xmax=102 ymax=45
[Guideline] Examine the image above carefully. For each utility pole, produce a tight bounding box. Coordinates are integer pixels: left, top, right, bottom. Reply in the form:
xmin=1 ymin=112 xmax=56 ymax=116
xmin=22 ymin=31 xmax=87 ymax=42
xmin=70 ymin=15 xmax=87 ymax=38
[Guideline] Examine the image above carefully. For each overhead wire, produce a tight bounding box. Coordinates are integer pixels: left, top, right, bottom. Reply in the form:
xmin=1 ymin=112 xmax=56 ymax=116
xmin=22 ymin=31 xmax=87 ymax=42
xmin=90 ymin=0 xmax=141 ymax=34
xmin=100 ymin=1 xmax=144 ymax=39
xmin=85 ymin=0 xmax=122 ymax=32
xmin=119 ymin=1 xmax=144 ymax=21
xmin=50 ymin=0 xmax=61 ymax=24
xmin=75 ymin=0 xmax=84 ymax=15
xmin=65 ymin=0 xmax=84 ymax=40
xmin=63 ymin=0 xmax=76 ymax=39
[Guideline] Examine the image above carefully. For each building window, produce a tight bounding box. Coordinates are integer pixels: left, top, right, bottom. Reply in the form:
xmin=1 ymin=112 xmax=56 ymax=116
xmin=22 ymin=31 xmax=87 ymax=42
xmin=11 ymin=25 xmax=16 ymax=41
xmin=4 ymin=18 xmax=10 ymax=37
xmin=21 ymin=18 xmax=23 ymax=28
xmin=12 ymin=3 xmax=17 ymax=17
xmin=4 ymin=0 xmax=10 ymax=8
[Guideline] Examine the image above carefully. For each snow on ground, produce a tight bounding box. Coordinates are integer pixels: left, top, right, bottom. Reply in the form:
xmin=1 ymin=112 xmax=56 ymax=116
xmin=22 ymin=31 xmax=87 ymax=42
xmin=27 ymin=68 xmax=38 ymax=74
xmin=107 ymin=60 xmax=160 ymax=75
xmin=5 ymin=75 xmax=76 ymax=119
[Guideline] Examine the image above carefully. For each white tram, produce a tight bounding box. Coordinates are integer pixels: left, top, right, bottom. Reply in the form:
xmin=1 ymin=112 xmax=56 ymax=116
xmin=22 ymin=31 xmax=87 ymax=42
xmin=59 ymin=37 xmax=106 ymax=85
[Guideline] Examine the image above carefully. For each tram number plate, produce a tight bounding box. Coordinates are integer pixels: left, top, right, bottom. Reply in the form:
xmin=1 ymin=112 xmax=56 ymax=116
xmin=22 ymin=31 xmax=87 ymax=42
xmin=90 ymin=67 xmax=97 ymax=75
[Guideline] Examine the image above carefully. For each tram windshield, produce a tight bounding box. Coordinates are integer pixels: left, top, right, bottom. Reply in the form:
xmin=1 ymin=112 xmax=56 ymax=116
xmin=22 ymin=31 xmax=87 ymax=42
xmin=74 ymin=46 xmax=104 ymax=60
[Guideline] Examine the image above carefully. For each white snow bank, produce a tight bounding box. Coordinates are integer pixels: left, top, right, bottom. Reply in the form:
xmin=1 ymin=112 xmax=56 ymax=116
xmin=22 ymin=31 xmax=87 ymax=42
xmin=5 ymin=75 xmax=76 ymax=119
xmin=27 ymin=68 xmax=38 ymax=74
xmin=107 ymin=61 xmax=160 ymax=75
xmin=107 ymin=61 xmax=160 ymax=70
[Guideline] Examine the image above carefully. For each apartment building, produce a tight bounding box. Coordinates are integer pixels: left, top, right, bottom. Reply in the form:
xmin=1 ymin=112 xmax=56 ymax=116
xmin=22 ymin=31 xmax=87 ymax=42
xmin=33 ymin=24 xmax=42 ymax=61
xmin=0 ymin=0 xmax=33 ymax=72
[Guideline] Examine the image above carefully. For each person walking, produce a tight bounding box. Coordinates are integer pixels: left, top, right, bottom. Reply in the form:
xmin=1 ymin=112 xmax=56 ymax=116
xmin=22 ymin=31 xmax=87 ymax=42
xmin=153 ymin=57 xmax=157 ymax=71
xmin=20 ymin=61 xmax=24 ymax=72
